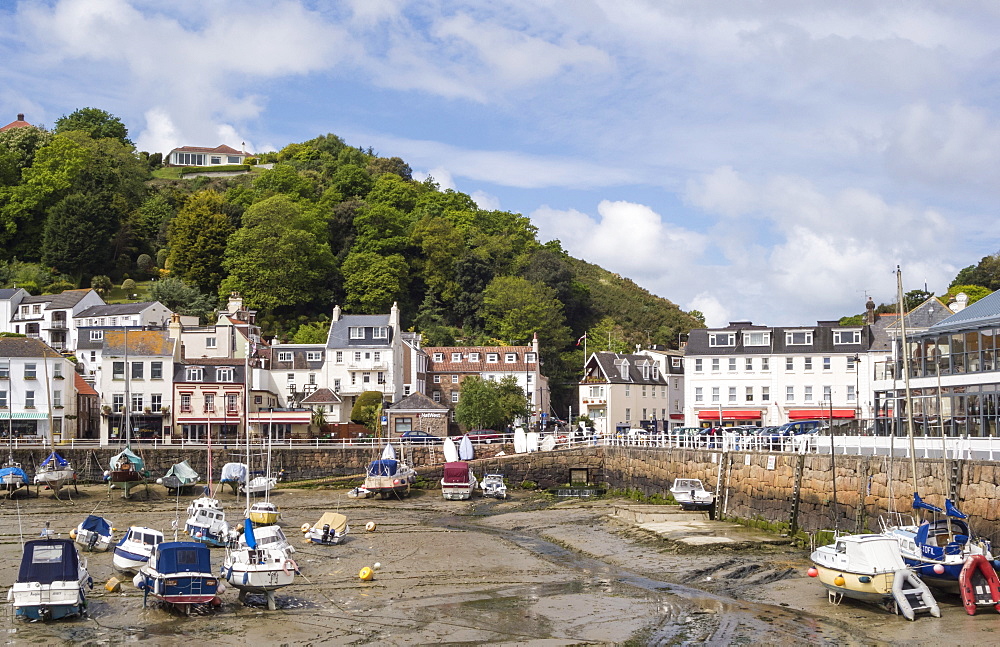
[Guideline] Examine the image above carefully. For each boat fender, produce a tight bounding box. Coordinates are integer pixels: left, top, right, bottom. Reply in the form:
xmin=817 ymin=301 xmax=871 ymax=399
xmin=833 ymin=575 xmax=846 ymax=587
xmin=365 ymin=521 xmax=377 ymax=532
xmin=933 ymin=564 xmax=945 ymax=574
xmin=301 ymin=523 xmax=311 ymax=533
xmin=217 ymin=580 xmax=226 ymax=594
xmin=132 ymin=573 xmax=145 ymax=590
xmin=69 ymin=529 xmax=77 ymax=539
xmin=283 ymin=559 xmax=298 ymax=576
xmin=359 ymin=566 xmax=374 ymax=581
xmin=807 ymin=567 xmax=818 ymax=577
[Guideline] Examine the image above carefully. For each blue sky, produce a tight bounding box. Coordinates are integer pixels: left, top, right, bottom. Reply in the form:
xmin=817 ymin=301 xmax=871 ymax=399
xmin=3 ymin=0 xmax=1000 ymax=327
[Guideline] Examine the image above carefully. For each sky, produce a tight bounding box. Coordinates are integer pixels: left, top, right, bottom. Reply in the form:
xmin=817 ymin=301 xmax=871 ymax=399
xmin=2 ymin=0 xmax=999 ymax=328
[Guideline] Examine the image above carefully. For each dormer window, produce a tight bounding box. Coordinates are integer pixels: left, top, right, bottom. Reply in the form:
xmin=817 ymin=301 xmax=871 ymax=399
xmin=186 ymin=367 xmax=204 ymax=381
xmin=742 ymin=331 xmax=771 ymax=346
xmin=651 ymin=366 xmax=659 ymax=380
xmin=433 ymin=353 xmax=443 ymax=361
xmin=277 ymin=352 xmax=292 ymax=362
xmin=505 ymin=353 xmax=517 ymax=363
xmin=641 ymin=364 xmax=650 ymax=379
xmin=525 ymin=352 xmax=536 ymax=362
xmin=373 ymin=327 xmax=388 ymax=339
xmin=487 ymin=353 xmax=499 ymax=363
xmin=349 ymin=327 xmax=364 ymax=339
xmin=451 ymin=353 xmax=462 ymax=362
xmin=90 ymin=330 xmax=103 ymax=341
xmin=307 ymin=351 xmax=323 ymax=362
xmin=217 ymin=367 xmax=234 ymax=382
xmin=786 ymin=331 xmax=813 ymax=345
xmin=469 ymin=352 xmax=480 ymax=362
xmin=709 ymin=333 xmax=735 ymax=347
xmin=833 ymin=330 xmax=861 ymax=344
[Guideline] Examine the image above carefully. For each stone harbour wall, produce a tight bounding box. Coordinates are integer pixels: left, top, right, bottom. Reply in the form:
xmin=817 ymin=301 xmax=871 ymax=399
xmin=12 ymin=445 xmax=1000 ymax=541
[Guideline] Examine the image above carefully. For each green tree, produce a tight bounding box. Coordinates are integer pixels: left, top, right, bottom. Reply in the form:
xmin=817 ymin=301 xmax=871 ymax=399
xmin=411 ymin=215 xmax=464 ymax=303
xmin=455 ymin=376 xmax=528 ymax=431
xmin=366 ymin=173 xmax=418 ymax=211
xmin=292 ymin=319 xmax=330 ymax=344
xmin=136 ymin=253 xmax=154 ymax=277
xmin=90 ymin=274 xmax=113 ymax=297
xmin=41 ymin=192 xmax=117 ymax=280
xmin=481 ymin=276 xmax=571 ymax=350
xmin=584 ymin=317 xmax=632 ymax=353
xmin=121 ymin=278 xmax=136 ymax=294
xmin=54 ymin=107 xmax=131 ymax=146
xmin=341 ymin=252 xmax=408 ymax=313
xmin=903 ymin=289 xmax=933 ymax=312
xmin=351 ymin=391 xmax=385 ymax=430
xmin=946 ymin=285 xmax=992 ymax=305
xmin=220 ymin=195 xmax=335 ymax=311
xmin=332 ymin=164 xmax=372 ymax=198
xmin=352 ymin=203 xmax=412 ymax=256
xmin=0 ymin=125 xmax=53 ymax=187
xmin=167 ymin=191 xmax=234 ymax=294
xmin=149 ymin=277 xmax=217 ymax=321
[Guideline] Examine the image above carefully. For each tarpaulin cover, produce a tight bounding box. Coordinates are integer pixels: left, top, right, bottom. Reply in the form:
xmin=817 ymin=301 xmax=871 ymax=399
xmin=153 ymin=541 xmax=212 ymax=574
xmin=80 ymin=515 xmax=111 ymax=536
xmin=17 ymin=539 xmax=79 ymax=584
xmin=41 ymin=452 xmax=69 ymax=468
xmin=163 ymin=460 xmax=198 ymax=485
xmin=367 ymin=459 xmax=398 ymax=477
xmin=442 ymin=461 xmax=472 ymax=484
xmin=0 ymin=466 xmax=28 ymax=482
xmin=110 ymin=448 xmax=144 ymax=471
xmin=220 ymin=462 xmax=247 ymax=482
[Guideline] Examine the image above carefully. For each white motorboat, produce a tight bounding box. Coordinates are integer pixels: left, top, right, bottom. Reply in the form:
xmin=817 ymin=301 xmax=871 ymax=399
xmin=237 ymin=523 xmax=295 ymax=559
xmin=248 ymin=501 xmax=279 ymax=525
xmin=184 ymin=496 xmax=230 ymax=547
xmin=135 ymin=540 xmax=222 ymax=614
xmin=441 ymin=461 xmax=477 ymax=500
xmin=9 ymin=537 xmax=92 ymax=621
xmin=223 ymin=519 xmax=296 ymax=610
xmin=112 ymin=526 xmax=164 ymax=572
xmin=302 ymin=512 xmax=349 ymax=545
xmin=481 ymin=473 xmax=507 ymax=499
xmin=670 ymin=478 xmax=715 ymax=511
xmin=360 ymin=458 xmax=416 ymax=499
xmin=34 ymin=451 xmax=75 ymax=494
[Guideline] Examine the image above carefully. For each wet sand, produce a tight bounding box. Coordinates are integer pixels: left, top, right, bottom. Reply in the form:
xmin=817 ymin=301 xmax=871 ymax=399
xmin=0 ymin=483 xmax=993 ymax=645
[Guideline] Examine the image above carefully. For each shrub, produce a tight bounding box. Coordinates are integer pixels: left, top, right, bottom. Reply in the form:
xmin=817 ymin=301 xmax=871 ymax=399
xmin=121 ymin=278 xmax=137 ymax=293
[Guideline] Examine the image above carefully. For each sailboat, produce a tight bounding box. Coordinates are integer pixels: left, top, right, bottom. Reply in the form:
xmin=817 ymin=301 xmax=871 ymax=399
xmin=34 ymin=451 xmax=76 ymax=496
xmin=158 ymin=459 xmax=199 ymax=493
xmin=184 ymin=426 xmax=229 ymax=547
xmin=106 ymin=329 xmax=149 ymax=498
xmin=0 ymin=454 xmax=28 ymax=497
xmin=247 ymin=411 xmax=281 ymax=524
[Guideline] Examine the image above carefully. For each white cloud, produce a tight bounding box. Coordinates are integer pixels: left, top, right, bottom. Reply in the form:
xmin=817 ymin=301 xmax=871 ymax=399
xmin=686 ymin=293 xmax=728 ymax=329
xmin=470 ymin=190 xmax=501 ymax=211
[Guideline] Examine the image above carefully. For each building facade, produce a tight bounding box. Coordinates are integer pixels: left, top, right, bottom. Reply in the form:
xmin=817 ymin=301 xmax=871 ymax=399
xmin=578 ymin=351 xmax=671 ymax=435
xmin=0 ymin=338 xmax=77 ymax=441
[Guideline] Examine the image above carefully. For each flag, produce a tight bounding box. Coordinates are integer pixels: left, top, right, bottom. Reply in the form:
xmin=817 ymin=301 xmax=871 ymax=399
xmin=576 ymin=333 xmax=587 ymax=347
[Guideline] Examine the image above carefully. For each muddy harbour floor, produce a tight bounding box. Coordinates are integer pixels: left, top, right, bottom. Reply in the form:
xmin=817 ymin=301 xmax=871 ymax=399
xmin=1 ymin=483 xmax=997 ymax=646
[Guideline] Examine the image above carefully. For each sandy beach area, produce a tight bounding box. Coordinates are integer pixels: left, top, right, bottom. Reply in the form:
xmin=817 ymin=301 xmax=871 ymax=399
xmin=0 ymin=482 xmax=994 ymax=645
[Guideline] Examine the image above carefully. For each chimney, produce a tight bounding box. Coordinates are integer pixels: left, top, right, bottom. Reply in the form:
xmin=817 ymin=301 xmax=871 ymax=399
xmin=331 ymin=305 xmax=341 ymax=322
xmin=168 ymin=313 xmax=183 ymax=361
xmin=951 ymin=293 xmax=969 ymax=313
xmin=865 ymin=296 xmax=876 ymax=325
xmin=17 ymin=113 xmax=24 ymax=121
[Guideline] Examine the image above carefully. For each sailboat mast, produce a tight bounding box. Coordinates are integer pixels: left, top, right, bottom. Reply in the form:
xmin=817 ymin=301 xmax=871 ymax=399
xmin=897 ymin=266 xmax=919 ymax=497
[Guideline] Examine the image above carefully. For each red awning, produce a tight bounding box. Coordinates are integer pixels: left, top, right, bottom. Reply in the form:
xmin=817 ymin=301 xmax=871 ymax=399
xmin=697 ymin=410 xmax=762 ymax=421
xmin=787 ymin=409 xmax=856 ymax=420
xmin=669 ymin=413 xmax=685 ymax=420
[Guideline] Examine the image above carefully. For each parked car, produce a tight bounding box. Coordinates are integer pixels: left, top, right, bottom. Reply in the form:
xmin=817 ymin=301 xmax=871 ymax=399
xmin=465 ymin=430 xmax=504 ymax=444
xmin=398 ymin=430 xmax=439 ymax=444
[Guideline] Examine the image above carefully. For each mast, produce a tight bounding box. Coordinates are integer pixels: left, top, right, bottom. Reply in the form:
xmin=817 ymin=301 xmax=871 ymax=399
xmin=123 ymin=327 xmax=130 ymax=447
xmin=897 ymin=266 xmax=919 ymax=498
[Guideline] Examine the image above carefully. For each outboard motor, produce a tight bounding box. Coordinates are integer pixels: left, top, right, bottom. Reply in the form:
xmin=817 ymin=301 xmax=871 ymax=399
xmin=88 ymin=533 xmax=98 ymax=550
xmin=322 ymin=524 xmax=331 ymax=543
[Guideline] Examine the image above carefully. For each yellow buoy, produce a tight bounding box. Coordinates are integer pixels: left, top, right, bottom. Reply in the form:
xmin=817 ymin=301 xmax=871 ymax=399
xmin=365 ymin=521 xmax=377 ymax=532
xmin=69 ymin=529 xmax=77 ymax=540
xmin=105 ymin=577 xmax=121 ymax=593
xmin=833 ymin=575 xmax=846 ymax=587
xmin=359 ymin=566 xmax=374 ymax=581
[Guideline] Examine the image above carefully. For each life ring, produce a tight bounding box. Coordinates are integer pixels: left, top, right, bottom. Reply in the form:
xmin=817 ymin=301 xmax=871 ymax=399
xmin=300 ymin=523 xmax=311 ymax=533
xmin=283 ymin=559 xmax=298 ymax=576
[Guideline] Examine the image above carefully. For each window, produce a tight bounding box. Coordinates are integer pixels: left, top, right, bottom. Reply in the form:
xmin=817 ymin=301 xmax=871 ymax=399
xmin=709 ymin=333 xmax=735 ymax=347
xmin=695 ymin=387 xmax=703 ymax=402
xmin=823 ymin=385 xmax=831 ymax=401
xmin=286 ymin=373 xmax=294 ymax=383
xmin=32 ymin=304 xmax=40 ymax=314
xmin=90 ymin=330 xmax=103 ymax=341
xmin=217 ymin=367 xmax=234 ymax=382
xmin=625 ymin=408 xmax=631 ymax=422
xmin=351 ymin=372 xmax=356 ymax=385
xmin=151 ymin=394 xmax=162 ymax=410
xmin=226 ymin=394 xmax=238 ymax=413
xmin=742 ymin=331 xmax=771 ymax=346
xmin=451 ymin=352 xmax=462 ymax=362
xmin=204 ymin=394 xmax=215 ymax=412
xmin=363 ymin=372 xmax=371 ymax=384
xmin=728 ymin=387 xmax=737 ymax=403
xmin=847 ymin=356 xmax=856 ymax=371
xmin=642 ymin=408 xmax=647 ymax=419
xmin=745 ymin=386 xmax=753 ymax=402
xmin=173 ymin=152 xmax=205 ymax=165
xmin=395 ymin=417 xmax=413 ymax=433
xmin=180 ymin=394 xmax=191 ymax=412
xmin=451 ymin=392 xmax=459 ymax=403
xmin=642 ymin=385 xmax=647 ymax=397
xmin=652 ymin=366 xmax=659 ymax=380
xmin=113 ymin=362 xmax=125 ymax=380
xmin=433 ymin=353 xmax=443 ymax=361
xmin=804 ymin=386 xmax=813 ymax=402
xmin=823 ymin=357 xmax=831 ymax=371
xmin=131 ymin=362 xmax=143 ymax=380
xmin=307 ymin=351 xmax=323 ymax=362
xmin=131 ymin=394 xmax=144 ymax=412
xmin=588 ymin=385 xmax=604 ymax=397
xmin=433 ymin=375 xmax=441 ymax=383
xmin=641 ymin=364 xmax=650 ymax=380
xmin=206 ymin=337 xmax=217 ymax=348
xmin=728 ymin=358 xmax=736 ymax=371
xmin=151 ymin=362 xmax=163 ymax=379
xmin=349 ymin=327 xmax=364 ymax=339
xmin=625 ymin=384 xmax=630 ymax=396
xmin=786 ymin=330 xmax=813 ymax=345
xmin=833 ymin=329 xmax=862 ymax=345
xmin=333 ymin=379 xmax=341 ymax=392
xmin=487 ymin=353 xmax=499 ymax=363
xmin=186 ymin=367 xmax=204 ymax=381
xmin=711 ymin=387 xmax=720 ymax=403
xmin=526 ymin=353 xmax=536 ymax=362
xmin=53 ymin=389 xmax=62 ymax=407
xmin=761 ymin=357 xmax=770 ymax=371
xmin=373 ymin=351 xmax=381 ymax=362
xmin=711 ymin=358 xmax=720 ymax=371
xmin=451 ymin=375 xmax=459 ymax=383
xmin=113 ymin=394 xmax=124 ymax=413
xmin=433 ymin=391 xmax=441 ymax=402
xmin=0 ymin=361 xmax=7 ymax=378
xmin=470 ymin=352 xmax=480 ymax=362
xmin=762 ymin=386 xmax=770 ymax=402
xmin=24 ymin=363 xmax=36 ymax=379
xmin=745 ymin=358 xmax=753 ymax=371
xmin=277 ymin=352 xmax=292 ymax=362
xmin=785 ymin=357 xmax=793 ymax=371
xmin=505 ymin=353 xmax=517 ymax=363
xmin=373 ymin=327 xmax=388 ymax=339
xmin=847 ymin=385 xmax=856 ymax=402
xmin=0 ymin=390 xmax=6 ymax=407
xmin=227 ymin=155 xmax=241 ymax=164
xmin=354 ymin=351 xmax=362 ymax=362
xmin=804 ymin=357 xmax=813 ymax=370
xmin=785 ymin=386 xmax=794 ymax=402
xmin=211 ymin=155 xmax=222 ymax=164
xmin=672 ymin=357 xmax=681 ymax=368
xmin=336 ymin=351 xmax=344 ymax=363
xmin=694 ymin=358 xmax=703 ymax=372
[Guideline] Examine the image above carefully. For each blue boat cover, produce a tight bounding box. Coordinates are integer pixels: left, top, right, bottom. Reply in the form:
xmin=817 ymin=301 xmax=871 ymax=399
xmin=912 ymin=492 xmax=944 ymax=513
xmin=945 ymin=499 xmax=969 ymax=519
xmin=80 ymin=515 xmax=111 ymax=535
xmin=367 ymin=459 xmax=398 ymax=477
xmin=244 ymin=518 xmax=257 ymax=549
xmin=154 ymin=541 xmax=212 ymax=574
xmin=41 ymin=452 xmax=69 ymax=468
xmin=0 ymin=466 xmax=28 ymax=482
xmin=17 ymin=539 xmax=79 ymax=584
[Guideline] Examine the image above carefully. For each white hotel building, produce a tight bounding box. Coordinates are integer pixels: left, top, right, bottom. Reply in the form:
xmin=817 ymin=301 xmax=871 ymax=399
xmin=683 ymin=321 xmax=873 ymax=428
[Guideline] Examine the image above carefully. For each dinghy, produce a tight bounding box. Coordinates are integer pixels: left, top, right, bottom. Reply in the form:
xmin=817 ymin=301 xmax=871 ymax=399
xmin=72 ymin=515 xmax=114 ymax=552
xmin=959 ymin=554 xmax=1000 ymax=615
xmin=302 ymin=512 xmax=349 ymax=545
xmin=459 ymin=435 xmax=474 ymax=460
xmin=443 ymin=437 xmax=460 ymax=463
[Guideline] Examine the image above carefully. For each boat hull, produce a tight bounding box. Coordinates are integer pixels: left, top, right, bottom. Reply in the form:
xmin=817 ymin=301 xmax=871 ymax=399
xmin=442 ymin=484 xmax=475 ymax=500
xmin=113 ymin=547 xmax=151 ymax=571
xmin=137 ymin=573 xmax=220 ymax=606
xmin=959 ymin=554 xmax=1000 ymax=615
xmin=249 ymin=511 xmax=279 ymax=525
xmin=184 ymin=523 xmax=229 ymax=547
xmin=812 ymin=563 xmax=895 ymax=604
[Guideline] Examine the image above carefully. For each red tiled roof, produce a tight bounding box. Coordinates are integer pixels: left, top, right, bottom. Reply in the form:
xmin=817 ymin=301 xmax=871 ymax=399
xmin=74 ymin=373 xmax=98 ymax=396
xmin=0 ymin=113 xmax=31 ymax=132
xmin=169 ymin=144 xmax=246 ymax=155
xmin=424 ymin=345 xmax=538 ymax=373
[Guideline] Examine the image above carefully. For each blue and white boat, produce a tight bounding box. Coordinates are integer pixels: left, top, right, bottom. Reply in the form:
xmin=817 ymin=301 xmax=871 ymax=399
xmin=113 ymin=526 xmax=164 ymax=571
xmin=882 ymin=494 xmax=999 ymax=593
xmin=34 ymin=451 xmax=75 ymax=494
xmin=223 ymin=519 xmax=295 ymax=610
xmin=185 ymin=496 xmax=230 ymax=547
xmin=1 ymin=458 xmax=28 ymax=497
xmin=135 ymin=541 xmax=222 ymax=614
xmin=8 ymin=537 xmax=92 ymax=620
xmin=73 ymin=515 xmax=114 ymax=552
